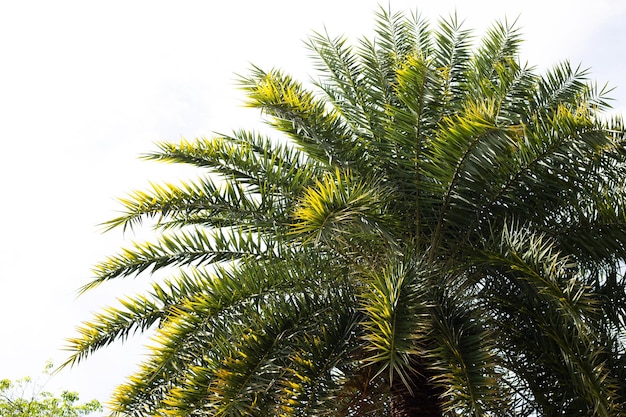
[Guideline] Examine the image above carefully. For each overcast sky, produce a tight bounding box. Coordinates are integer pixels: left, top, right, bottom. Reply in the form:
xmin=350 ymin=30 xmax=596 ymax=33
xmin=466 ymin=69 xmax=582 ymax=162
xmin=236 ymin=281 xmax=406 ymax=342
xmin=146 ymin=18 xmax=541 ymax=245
xmin=1 ymin=0 xmax=625 ymax=413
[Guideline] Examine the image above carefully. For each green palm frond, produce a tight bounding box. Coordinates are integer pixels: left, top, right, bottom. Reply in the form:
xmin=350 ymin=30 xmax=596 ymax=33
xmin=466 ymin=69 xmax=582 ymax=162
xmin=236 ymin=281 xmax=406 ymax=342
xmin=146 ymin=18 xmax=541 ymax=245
xmin=533 ymin=61 xmax=589 ymax=113
xmin=469 ymin=20 xmax=536 ymax=126
xmin=308 ymin=31 xmax=372 ymax=131
xmin=470 ymin=18 xmax=523 ymax=85
xmin=84 ymin=227 xmax=279 ymax=292
xmin=432 ymin=13 xmax=472 ymax=113
xmin=477 ymin=224 xmax=622 ymax=416
xmin=145 ymin=132 xmax=319 ymax=192
xmin=496 ymin=223 xmax=599 ymax=335
xmin=428 ymin=295 xmax=504 ymax=416
xmin=103 ymin=254 xmax=351 ymax=416
xmin=241 ymin=67 xmax=355 ymax=169
xmin=104 ymin=177 xmax=265 ymax=233
xmin=359 ymin=258 xmax=430 ymax=390
xmin=291 ymin=168 xmax=396 ymax=254
xmin=373 ymin=6 xmax=429 ymax=61
xmin=277 ymin=312 xmax=360 ymax=417
xmin=63 ymin=295 xmax=163 ymax=370
xmin=160 ymin=284 xmax=352 ymax=416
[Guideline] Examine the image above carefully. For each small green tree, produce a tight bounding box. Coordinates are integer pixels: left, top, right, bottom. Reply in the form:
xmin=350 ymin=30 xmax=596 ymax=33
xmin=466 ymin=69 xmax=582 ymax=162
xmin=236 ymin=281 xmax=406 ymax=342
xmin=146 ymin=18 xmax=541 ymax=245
xmin=0 ymin=363 xmax=102 ymax=417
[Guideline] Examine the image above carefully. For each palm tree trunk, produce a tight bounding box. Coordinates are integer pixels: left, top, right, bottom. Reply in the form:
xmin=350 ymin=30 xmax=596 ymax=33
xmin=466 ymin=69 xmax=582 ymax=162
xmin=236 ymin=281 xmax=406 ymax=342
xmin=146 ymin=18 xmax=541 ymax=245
xmin=390 ymin=374 xmax=444 ymax=417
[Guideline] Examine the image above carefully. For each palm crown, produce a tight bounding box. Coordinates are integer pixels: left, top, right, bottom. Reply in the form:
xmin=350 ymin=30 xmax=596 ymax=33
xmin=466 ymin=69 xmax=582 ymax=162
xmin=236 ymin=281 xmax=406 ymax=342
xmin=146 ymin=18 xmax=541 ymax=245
xmin=65 ymin=8 xmax=626 ymax=417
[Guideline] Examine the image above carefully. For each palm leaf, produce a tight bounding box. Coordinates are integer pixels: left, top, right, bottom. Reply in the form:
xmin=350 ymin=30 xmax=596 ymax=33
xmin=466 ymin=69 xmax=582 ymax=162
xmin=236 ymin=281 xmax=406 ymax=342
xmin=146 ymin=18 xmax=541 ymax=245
xmin=83 ymin=227 xmax=279 ymax=292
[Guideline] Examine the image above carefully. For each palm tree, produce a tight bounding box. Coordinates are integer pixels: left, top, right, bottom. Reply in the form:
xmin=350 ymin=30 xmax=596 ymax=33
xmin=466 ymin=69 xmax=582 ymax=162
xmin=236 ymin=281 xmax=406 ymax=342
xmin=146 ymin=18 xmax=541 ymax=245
xmin=64 ymin=7 xmax=626 ymax=417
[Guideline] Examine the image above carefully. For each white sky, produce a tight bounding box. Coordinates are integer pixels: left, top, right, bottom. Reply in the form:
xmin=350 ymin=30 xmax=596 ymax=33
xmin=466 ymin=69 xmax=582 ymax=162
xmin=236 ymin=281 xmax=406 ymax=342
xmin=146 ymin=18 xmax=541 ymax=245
xmin=1 ymin=0 xmax=625 ymax=413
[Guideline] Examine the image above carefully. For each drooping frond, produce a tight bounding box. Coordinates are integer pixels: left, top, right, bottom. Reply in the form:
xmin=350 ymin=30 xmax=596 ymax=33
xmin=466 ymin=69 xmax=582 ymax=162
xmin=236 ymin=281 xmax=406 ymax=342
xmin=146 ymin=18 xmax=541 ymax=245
xmin=477 ymin=224 xmax=623 ymax=415
xmin=98 ymin=253 xmax=353 ymax=416
xmin=144 ymin=132 xmax=319 ymax=191
xmin=63 ymin=270 xmax=215 ymax=370
xmin=104 ymin=177 xmax=265 ymax=233
xmin=83 ymin=227 xmax=280 ymax=292
xmin=64 ymin=295 xmax=163 ymax=369
xmin=276 ymin=312 xmax=361 ymax=417
xmin=428 ymin=293 xmax=505 ymax=416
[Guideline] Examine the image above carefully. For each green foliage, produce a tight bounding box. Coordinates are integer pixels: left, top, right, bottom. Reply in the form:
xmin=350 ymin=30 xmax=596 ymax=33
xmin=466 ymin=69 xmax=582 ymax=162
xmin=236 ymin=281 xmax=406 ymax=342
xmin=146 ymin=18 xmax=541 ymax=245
xmin=0 ymin=363 xmax=102 ymax=417
xmin=65 ymin=6 xmax=626 ymax=417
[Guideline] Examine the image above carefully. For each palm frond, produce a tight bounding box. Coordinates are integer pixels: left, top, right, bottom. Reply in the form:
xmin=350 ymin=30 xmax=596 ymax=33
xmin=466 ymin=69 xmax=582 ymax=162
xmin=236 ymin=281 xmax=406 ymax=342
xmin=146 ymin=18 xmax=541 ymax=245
xmin=103 ymin=177 xmax=266 ymax=233
xmin=64 ymin=270 xmax=215 ymax=372
xmin=241 ymin=67 xmax=357 ymax=169
xmin=291 ymin=168 xmax=396 ymax=256
xmin=478 ymin=224 xmax=621 ymax=415
xmin=532 ymin=61 xmax=589 ymax=114
xmin=424 ymin=102 xmax=519 ymax=256
xmin=105 ymin=254 xmax=350 ymax=416
xmin=471 ymin=18 xmax=523 ymax=86
xmin=83 ymin=227 xmax=278 ymax=292
xmin=278 ymin=311 xmax=360 ymax=416
xmin=308 ymin=31 xmax=372 ymax=132
xmin=428 ymin=294 xmax=505 ymax=416
xmin=432 ymin=13 xmax=472 ymax=114
xmin=144 ymin=133 xmax=319 ymax=192
xmin=373 ymin=6 xmax=428 ymax=62
xmin=62 ymin=295 xmax=163 ymax=371
xmin=359 ymin=257 xmax=430 ymax=390
xmin=162 ymin=284 xmax=352 ymax=416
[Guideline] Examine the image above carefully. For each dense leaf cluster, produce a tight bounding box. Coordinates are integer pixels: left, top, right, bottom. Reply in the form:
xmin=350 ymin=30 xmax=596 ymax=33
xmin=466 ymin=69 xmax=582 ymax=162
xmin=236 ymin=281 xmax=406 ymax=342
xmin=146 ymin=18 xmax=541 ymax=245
xmin=1 ymin=364 xmax=101 ymax=417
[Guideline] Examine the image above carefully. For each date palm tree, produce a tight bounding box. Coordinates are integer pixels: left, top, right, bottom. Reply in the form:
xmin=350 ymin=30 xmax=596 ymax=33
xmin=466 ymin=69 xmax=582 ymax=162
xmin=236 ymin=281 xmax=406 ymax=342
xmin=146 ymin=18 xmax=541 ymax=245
xmin=64 ymin=7 xmax=626 ymax=417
